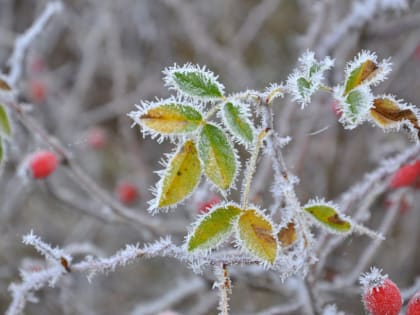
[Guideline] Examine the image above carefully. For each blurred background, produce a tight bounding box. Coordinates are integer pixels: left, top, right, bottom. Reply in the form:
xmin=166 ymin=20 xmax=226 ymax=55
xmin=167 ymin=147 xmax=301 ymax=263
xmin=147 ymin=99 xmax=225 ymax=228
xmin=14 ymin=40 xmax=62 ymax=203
xmin=1 ymin=0 xmax=420 ymax=314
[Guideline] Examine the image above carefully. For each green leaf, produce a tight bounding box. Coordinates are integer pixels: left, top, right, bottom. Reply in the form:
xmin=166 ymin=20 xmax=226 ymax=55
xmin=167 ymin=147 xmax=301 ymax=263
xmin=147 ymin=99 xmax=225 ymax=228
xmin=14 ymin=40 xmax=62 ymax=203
xmin=221 ymin=102 xmax=254 ymax=145
xmin=198 ymin=124 xmax=237 ymax=190
xmin=303 ymin=203 xmax=352 ymax=233
xmin=187 ymin=204 xmax=241 ymax=252
xmin=138 ymin=103 xmax=203 ymax=135
xmin=236 ymin=209 xmax=278 ymax=265
xmin=0 ymin=105 xmax=11 ymax=137
xmin=155 ymin=140 xmax=202 ymax=209
xmin=165 ymin=65 xmax=224 ymax=99
xmin=344 ymin=59 xmax=378 ymax=95
xmin=297 ymin=77 xmax=311 ymax=94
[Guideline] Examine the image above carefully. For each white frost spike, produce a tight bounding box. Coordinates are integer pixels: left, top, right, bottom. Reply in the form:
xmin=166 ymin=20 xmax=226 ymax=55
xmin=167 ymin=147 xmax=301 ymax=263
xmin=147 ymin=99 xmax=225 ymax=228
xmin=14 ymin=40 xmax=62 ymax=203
xmin=163 ymin=63 xmax=225 ymax=101
xmin=334 ymin=84 xmax=374 ymax=129
xmin=344 ymin=50 xmax=392 ymax=90
xmin=359 ymin=266 xmax=387 ymax=292
xmin=286 ymin=50 xmax=334 ymax=108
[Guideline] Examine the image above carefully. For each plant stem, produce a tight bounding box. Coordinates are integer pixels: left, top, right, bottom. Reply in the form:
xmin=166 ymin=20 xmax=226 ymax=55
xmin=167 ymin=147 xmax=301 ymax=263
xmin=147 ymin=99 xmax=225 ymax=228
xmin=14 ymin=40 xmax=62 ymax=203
xmin=241 ymin=129 xmax=269 ymax=209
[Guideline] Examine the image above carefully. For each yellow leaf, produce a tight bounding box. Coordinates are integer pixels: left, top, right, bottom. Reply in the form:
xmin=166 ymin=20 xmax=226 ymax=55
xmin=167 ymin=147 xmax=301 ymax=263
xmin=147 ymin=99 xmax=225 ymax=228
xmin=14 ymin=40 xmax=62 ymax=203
xmin=237 ymin=209 xmax=278 ymax=265
xmin=156 ymin=140 xmax=201 ymax=209
xmin=138 ymin=103 xmax=203 ymax=135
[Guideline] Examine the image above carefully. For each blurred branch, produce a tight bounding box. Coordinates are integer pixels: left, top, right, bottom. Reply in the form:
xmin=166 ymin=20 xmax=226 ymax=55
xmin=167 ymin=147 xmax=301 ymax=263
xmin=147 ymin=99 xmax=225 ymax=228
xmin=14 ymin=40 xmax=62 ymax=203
xmin=5 ymin=1 xmax=63 ymax=87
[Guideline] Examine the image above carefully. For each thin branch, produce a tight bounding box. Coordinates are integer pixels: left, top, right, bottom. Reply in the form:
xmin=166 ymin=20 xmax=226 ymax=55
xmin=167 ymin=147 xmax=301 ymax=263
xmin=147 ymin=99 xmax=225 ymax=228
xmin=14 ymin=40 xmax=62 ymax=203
xmin=6 ymin=1 xmax=63 ymax=86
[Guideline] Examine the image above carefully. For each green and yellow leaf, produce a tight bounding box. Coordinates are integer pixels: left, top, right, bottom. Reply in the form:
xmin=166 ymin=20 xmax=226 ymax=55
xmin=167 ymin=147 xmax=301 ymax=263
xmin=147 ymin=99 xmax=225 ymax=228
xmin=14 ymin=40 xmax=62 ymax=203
xmin=303 ymin=202 xmax=352 ymax=234
xmin=344 ymin=59 xmax=378 ymax=95
xmin=198 ymin=123 xmax=237 ymax=191
xmin=136 ymin=102 xmax=203 ymax=135
xmin=221 ymin=102 xmax=254 ymax=146
xmin=187 ymin=204 xmax=241 ymax=252
xmin=0 ymin=105 xmax=12 ymax=137
xmin=154 ymin=140 xmax=201 ymax=210
xmin=236 ymin=209 xmax=278 ymax=265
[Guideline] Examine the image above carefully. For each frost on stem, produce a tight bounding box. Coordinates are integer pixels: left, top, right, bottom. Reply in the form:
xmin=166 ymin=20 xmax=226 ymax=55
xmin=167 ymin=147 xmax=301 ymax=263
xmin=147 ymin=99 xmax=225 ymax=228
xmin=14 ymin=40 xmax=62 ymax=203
xmin=22 ymin=231 xmax=71 ymax=265
xmin=286 ymin=50 xmax=334 ymax=108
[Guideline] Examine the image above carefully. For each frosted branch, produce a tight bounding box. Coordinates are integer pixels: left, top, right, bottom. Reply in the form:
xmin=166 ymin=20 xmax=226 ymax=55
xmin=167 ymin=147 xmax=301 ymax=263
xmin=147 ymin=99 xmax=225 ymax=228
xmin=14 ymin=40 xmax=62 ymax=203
xmin=6 ymin=1 xmax=63 ymax=86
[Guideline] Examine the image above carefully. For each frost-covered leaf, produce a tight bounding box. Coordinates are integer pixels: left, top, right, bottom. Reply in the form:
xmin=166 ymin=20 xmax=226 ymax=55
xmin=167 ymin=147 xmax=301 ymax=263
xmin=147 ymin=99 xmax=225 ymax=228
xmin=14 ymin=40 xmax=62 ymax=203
xmin=198 ymin=123 xmax=237 ymax=191
xmin=286 ymin=51 xmax=334 ymax=108
xmin=221 ymin=102 xmax=254 ymax=146
xmin=277 ymin=222 xmax=297 ymax=248
xmin=334 ymin=85 xmax=373 ymax=129
xmin=343 ymin=51 xmax=391 ymax=95
xmin=187 ymin=204 xmax=241 ymax=252
xmin=0 ymin=105 xmax=11 ymax=137
xmin=163 ymin=64 xmax=224 ymax=100
xmin=129 ymin=100 xmax=203 ymax=140
xmin=152 ymin=140 xmax=201 ymax=210
xmin=344 ymin=60 xmax=378 ymax=95
xmin=370 ymin=96 xmax=420 ymax=139
xmin=303 ymin=201 xmax=352 ymax=234
xmin=236 ymin=209 xmax=278 ymax=264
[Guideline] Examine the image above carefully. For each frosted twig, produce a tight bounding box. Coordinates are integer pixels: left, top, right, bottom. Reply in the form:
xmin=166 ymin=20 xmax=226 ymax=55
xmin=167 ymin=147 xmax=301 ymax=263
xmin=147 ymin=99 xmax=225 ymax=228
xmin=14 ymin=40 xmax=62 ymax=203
xmin=6 ymin=1 xmax=63 ymax=86
xmin=22 ymin=231 xmax=70 ymax=263
xmin=6 ymin=266 xmax=64 ymax=315
xmin=213 ymin=264 xmax=231 ymax=315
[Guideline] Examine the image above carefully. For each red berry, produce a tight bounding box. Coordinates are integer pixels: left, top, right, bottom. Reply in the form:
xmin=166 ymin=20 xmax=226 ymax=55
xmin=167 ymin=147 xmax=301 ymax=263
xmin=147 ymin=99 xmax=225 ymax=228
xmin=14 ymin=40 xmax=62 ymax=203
xmin=87 ymin=127 xmax=107 ymax=150
xmin=360 ymin=268 xmax=402 ymax=315
xmin=389 ymin=160 xmax=420 ymax=189
xmin=29 ymin=80 xmax=47 ymax=104
xmin=406 ymin=291 xmax=420 ymax=315
xmin=197 ymin=196 xmax=221 ymax=214
xmin=116 ymin=181 xmax=139 ymax=205
xmin=28 ymin=150 xmax=58 ymax=179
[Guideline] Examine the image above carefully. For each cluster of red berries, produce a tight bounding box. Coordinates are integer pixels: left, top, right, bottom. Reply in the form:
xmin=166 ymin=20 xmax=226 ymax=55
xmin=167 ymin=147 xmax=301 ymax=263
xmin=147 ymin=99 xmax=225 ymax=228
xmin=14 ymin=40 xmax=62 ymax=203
xmin=360 ymin=267 xmax=420 ymax=315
